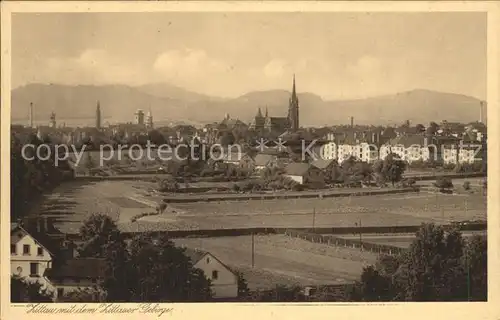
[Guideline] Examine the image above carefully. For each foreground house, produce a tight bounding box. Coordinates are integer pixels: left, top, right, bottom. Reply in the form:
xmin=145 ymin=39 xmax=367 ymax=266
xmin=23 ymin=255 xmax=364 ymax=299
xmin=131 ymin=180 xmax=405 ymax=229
xmin=183 ymin=248 xmax=238 ymax=299
xmin=284 ymin=162 xmax=325 ymax=186
xmin=10 ymin=223 xmax=54 ymax=291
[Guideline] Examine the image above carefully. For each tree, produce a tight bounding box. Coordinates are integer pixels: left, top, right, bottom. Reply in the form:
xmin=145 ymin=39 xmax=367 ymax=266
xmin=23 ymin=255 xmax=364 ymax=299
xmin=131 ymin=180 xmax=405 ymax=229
xmin=127 ymin=233 xmax=212 ymax=301
xmin=11 ymin=276 xmax=54 ymax=302
xmin=464 ymin=235 xmax=487 ymax=301
xmin=463 ymin=181 xmax=471 ymax=190
xmin=426 ymin=122 xmax=439 ymax=135
xmin=373 ymin=154 xmax=406 ymax=187
xmin=434 ymin=177 xmax=453 ymax=191
xmin=352 ymin=224 xmax=486 ymax=302
xmin=384 ymin=154 xmax=406 ymax=186
xmin=415 ymin=124 xmax=426 ymax=133
xmin=77 ymin=213 xmax=131 ymax=301
xmin=158 ymin=176 xmax=179 ymax=193
xmin=397 ymin=224 xmax=466 ymax=301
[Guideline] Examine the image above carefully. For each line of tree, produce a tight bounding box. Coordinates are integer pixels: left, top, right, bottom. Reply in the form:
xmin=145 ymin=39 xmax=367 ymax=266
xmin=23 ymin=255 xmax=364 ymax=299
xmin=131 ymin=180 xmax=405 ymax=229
xmin=349 ymin=223 xmax=487 ymax=301
xmin=11 ymin=133 xmax=75 ymax=220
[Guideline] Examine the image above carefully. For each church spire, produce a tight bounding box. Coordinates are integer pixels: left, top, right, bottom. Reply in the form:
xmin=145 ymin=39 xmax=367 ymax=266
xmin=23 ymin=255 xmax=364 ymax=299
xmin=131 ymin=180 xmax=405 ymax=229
xmin=265 ymin=106 xmax=268 ymax=117
xmin=257 ymin=107 xmax=263 ymax=118
xmin=96 ymin=100 xmax=101 ymax=129
xmin=288 ymin=74 xmax=299 ymax=131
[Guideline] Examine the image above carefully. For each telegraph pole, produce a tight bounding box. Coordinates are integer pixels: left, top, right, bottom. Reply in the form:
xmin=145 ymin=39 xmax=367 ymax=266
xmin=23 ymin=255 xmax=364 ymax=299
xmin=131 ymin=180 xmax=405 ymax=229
xmin=251 ymin=233 xmax=255 ymax=268
xmin=359 ymin=219 xmax=363 ymax=251
xmin=312 ymin=207 xmax=316 ymax=230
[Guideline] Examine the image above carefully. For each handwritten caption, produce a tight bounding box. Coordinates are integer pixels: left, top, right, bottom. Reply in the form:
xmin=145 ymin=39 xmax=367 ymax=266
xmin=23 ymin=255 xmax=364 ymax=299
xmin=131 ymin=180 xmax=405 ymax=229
xmin=25 ymin=303 xmax=174 ymax=317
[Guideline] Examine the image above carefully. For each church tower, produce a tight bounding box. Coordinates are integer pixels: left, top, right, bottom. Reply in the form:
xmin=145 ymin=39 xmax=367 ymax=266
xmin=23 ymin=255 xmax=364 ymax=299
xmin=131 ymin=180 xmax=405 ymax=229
xmin=288 ymin=74 xmax=299 ymax=131
xmin=96 ymin=101 xmax=102 ymax=129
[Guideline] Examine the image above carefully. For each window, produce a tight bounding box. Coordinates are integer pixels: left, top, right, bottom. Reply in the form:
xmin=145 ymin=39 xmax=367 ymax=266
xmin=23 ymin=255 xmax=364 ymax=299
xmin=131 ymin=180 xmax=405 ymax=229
xmin=212 ymin=270 xmax=218 ymax=280
xmin=30 ymin=263 xmax=39 ymax=276
xmin=57 ymin=288 xmax=64 ymax=297
xmin=206 ymin=257 xmax=210 ymax=263
xmin=11 ymin=244 xmax=16 ymax=255
xmin=23 ymin=245 xmax=30 ymax=255
xmin=37 ymin=247 xmax=43 ymax=256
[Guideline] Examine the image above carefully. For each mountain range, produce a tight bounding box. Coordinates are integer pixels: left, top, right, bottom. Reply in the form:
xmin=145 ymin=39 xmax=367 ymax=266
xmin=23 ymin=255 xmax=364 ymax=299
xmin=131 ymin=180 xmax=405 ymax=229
xmin=11 ymin=83 xmax=485 ymax=127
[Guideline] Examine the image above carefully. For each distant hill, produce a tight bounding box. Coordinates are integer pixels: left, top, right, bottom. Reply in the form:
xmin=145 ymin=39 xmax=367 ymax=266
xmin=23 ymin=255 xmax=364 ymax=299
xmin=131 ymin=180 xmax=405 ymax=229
xmin=11 ymin=83 xmax=484 ymax=127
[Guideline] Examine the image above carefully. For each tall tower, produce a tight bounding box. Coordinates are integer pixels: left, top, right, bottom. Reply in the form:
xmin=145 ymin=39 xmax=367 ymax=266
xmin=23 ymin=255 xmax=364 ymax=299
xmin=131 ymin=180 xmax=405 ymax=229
xmin=135 ymin=109 xmax=145 ymax=125
xmin=29 ymin=102 xmax=34 ymax=128
xmin=288 ymin=74 xmax=299 ymax=131
xmin=146 ymin=108 xmax=154 ymax=129
xmin=49 ymin=112 xmax=56 ymax=128
xmin=96 ymin=101 xmax=102 ymax=129
xmin=479 ymin=101 xmax=485 ymax=123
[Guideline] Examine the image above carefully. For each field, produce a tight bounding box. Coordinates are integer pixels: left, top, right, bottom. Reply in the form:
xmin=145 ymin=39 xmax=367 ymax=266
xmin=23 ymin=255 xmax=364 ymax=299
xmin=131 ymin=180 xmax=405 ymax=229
xmin=28 ymin=180 xmax=157 ymax=234
xmin=124 ymin=190 xmax=486 ymax=232
xmin=338 ymin=231 xmax=487 ymax=249
xmin=30 ymin=180 xmax=487 ymax=234
xmin=174 ymin=235 xmax=379 ymax=289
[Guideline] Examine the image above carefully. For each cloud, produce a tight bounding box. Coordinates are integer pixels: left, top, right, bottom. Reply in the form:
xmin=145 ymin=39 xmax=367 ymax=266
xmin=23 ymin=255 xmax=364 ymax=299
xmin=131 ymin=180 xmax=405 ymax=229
xmin=153 ymin=48 xmax=230 ymax=80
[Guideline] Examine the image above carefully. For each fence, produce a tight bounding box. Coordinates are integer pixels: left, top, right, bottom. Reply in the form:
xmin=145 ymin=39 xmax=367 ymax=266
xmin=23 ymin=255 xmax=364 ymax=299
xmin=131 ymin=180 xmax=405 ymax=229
xmin=284 ymin=229 xmax=407 ymax=256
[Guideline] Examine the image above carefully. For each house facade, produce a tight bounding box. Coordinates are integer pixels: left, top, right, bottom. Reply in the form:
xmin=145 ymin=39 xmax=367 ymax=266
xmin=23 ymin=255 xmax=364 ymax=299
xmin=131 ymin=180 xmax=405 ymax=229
xmin=379 ymin=135 xmax=431 ymax=163
xmin=10 ymin=224 xmax=54 ymax=291
xmin=184 ymin=249 xmax=238 ymax=299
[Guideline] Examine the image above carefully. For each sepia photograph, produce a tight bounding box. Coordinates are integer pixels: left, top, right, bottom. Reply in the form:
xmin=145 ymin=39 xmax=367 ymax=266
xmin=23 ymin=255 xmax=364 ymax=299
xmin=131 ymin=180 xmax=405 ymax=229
xmin=1 ymin=2 xmax=498 ymax=313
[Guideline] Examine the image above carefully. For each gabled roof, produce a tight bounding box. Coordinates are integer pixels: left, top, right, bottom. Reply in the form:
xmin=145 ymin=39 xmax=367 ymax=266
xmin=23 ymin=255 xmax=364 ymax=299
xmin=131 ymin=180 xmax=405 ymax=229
xmin=182 ymin=248 xmax=237 ymax=278
xmin=10 ymin=223 xmax=55 ymax=256
xmin=285 ymin=162 xmax=312 ymax=176
xmin=183 ymin=248 xmax=208 ymax=264
xmin=46 ymin=258 xmax=106 ymax=280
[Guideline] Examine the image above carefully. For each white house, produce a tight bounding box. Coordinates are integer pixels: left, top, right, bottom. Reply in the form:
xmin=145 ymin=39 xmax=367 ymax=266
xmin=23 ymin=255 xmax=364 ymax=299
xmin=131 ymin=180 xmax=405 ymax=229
xmin=10 ymin=223 xmax=54 ymax=291
xmin=442 ymin=145 xmax=478 ymax=165
xmin=183 ymin=248 xmax=238 ymax=299
xmin=380 ymin=135 xmax=431 ymax=163
xmin=320 ymin=141 xmax=337 ymax=160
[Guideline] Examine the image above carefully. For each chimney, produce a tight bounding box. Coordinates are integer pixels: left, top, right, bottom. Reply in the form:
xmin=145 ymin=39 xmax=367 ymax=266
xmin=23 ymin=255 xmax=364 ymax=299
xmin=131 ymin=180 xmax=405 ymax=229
xmin=479 ymin=101 xmax=484 ymax=123
xmin=350 ymin=116 xmax=354 ymax=128
xmin=29 ymin=102 xmax=34 ymax=128
xmin=372 ymin=132 xmax=376 ymax=143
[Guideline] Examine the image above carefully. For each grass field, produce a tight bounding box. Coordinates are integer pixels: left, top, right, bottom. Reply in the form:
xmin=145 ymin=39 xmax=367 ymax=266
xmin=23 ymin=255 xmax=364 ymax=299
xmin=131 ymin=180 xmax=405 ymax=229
xmin=30 ymin=180 xmax=487 ymax=234
xmin=125 ymin=190 xmax=486 ymax=232
xmin=338 ymin=231 xmax=487 ymax=249
xmin=174 ymin=235 xmax=378 ymax=289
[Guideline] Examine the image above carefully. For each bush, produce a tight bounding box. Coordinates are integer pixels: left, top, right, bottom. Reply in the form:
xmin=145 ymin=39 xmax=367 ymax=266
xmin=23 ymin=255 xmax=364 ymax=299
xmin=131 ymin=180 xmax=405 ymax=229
xmin=463 ymin=181 xmax=471 ymax=190
xmin=434 ymin=177 xmax=453 ymax=190
xmin=158 ymin=177 xmax=179 ymax=192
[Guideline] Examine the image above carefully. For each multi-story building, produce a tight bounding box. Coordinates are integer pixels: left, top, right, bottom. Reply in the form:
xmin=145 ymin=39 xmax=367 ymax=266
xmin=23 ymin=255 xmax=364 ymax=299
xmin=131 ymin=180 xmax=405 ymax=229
xmin=10 ymin=223 xmax=54 ymax=291
xmin=379 ymin=135 xmax=431 ymax=163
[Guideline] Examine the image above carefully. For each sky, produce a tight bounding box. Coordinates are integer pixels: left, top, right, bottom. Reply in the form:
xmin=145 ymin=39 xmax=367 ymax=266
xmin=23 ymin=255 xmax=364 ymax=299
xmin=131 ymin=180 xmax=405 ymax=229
xmin=12 ymin=12 xmax=486 ymax=100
